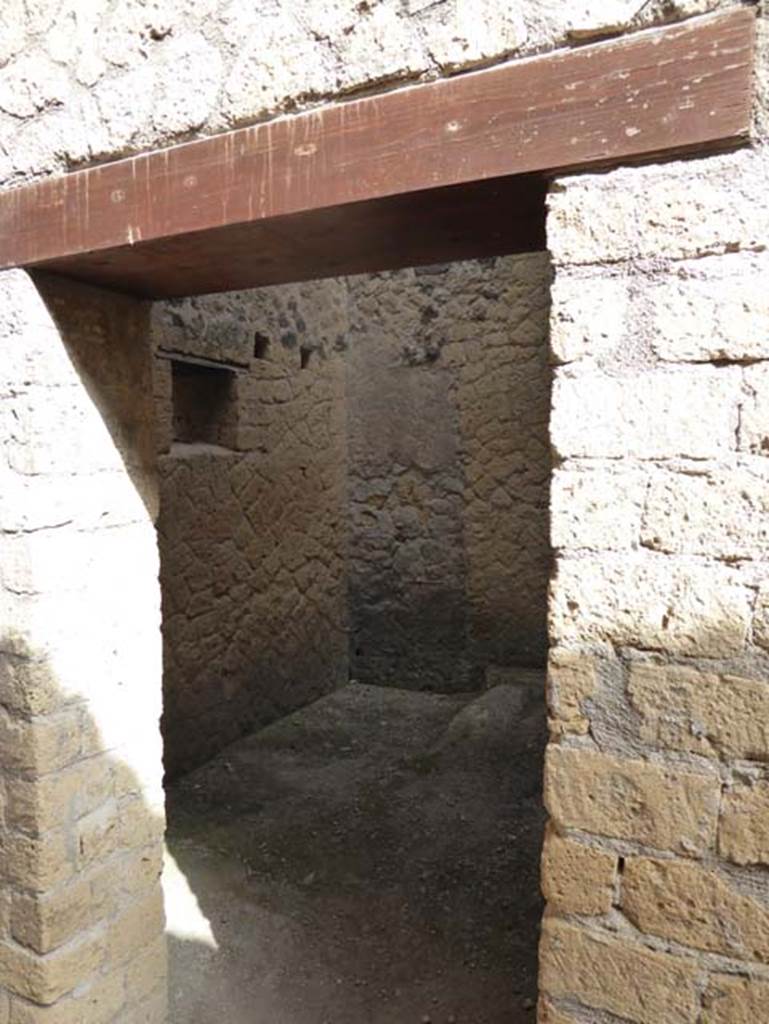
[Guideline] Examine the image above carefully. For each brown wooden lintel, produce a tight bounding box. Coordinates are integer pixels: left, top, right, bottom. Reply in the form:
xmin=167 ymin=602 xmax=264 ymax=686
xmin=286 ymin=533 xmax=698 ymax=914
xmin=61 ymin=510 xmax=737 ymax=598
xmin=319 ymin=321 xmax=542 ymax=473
xmin=0 ymin=8 xmax=755 ymax=297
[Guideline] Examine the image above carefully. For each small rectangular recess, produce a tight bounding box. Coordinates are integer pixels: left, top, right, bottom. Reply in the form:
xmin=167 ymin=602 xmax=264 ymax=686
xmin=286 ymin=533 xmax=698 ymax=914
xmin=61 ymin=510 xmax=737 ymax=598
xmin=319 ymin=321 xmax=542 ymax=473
xmin=170 ymin=357 xmax=239 ymax=449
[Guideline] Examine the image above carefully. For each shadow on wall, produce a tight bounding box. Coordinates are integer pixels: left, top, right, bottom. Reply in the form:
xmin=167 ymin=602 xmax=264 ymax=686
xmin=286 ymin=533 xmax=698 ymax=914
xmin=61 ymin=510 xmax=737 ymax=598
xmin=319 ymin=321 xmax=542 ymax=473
xmin=0 ymin=631 xmax=169 ymax=1021
xmin=32 ymin=271 xmax=160 ymax=521
xmin=346 ymin=254 xmax=553 ymax=691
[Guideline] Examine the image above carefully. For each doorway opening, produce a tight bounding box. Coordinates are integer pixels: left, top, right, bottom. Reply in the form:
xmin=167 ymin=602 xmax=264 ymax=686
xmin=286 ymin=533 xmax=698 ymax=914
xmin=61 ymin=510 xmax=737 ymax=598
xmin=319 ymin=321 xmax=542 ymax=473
xmin=154 ymin=251 xmax=552 ymax=1023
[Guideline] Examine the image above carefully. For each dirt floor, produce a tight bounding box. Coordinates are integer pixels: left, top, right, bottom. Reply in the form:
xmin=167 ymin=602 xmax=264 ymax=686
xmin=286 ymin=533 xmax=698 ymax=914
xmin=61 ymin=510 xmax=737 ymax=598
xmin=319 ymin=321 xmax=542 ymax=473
xmin=164 ymin=675 xmax=547 ymax=1024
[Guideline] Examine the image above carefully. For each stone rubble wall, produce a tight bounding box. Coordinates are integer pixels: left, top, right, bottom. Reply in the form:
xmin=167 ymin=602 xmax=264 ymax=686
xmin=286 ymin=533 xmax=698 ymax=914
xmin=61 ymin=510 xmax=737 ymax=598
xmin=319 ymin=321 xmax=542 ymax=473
xmin=539 ymin=7 xmax=769 ymax=1017
xmin=152 ymin=281 xmax=349 ymax=778
xmin=347 ymin=256 xmax=551 ymax=690
xmin=155 ymin=253 xmax=551 ymax=763
xmin=0 ymin=272 xmax=166 ymax=1023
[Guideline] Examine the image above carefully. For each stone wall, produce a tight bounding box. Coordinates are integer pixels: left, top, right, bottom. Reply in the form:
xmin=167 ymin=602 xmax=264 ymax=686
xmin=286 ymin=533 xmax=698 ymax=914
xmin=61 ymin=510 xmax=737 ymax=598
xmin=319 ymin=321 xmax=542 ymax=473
xmin=347 ymin=256 xmax=551 ymax=690
xmin=0 ymin=271 xmax=166 ymax=1022
xmin=152 ymin=280 xmax=349 ymax=778
xmin=539 ymin=9 xmax=769 ymax=1015
xmin=0 ymin=2 xmax=765 ymax=1021
xmin=156 ymin=253 xmax=551 ymax=761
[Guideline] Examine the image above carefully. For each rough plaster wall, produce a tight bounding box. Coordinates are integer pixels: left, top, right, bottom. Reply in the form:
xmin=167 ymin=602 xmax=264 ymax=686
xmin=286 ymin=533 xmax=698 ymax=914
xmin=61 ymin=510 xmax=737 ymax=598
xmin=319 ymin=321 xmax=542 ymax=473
xmin=0 ymin=0 xmax=753 ymax=187
xmin=347 ymin=255 xmax=551 ymax=691
xmin=0 ymin=271 xmax=166 ymax=1021
xmin=152 ymin=280 xmax=349 ymax=778
xmin=539 ymin=7 xmax=769 ymax=1022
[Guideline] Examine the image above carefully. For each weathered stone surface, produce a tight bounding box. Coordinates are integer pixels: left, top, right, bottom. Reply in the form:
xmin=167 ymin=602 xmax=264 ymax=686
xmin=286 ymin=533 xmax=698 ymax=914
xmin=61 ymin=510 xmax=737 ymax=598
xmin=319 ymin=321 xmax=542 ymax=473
xmin=549 ymin=151 xmax=769 ymax=266
xmin=108 ymin=887 xmax=164 ymax=967
xmin=649 ymin=252 xmax=769 ymax=362
xmin=6 ymin=756 xmax=112 ymax=834
xmin=546 ymin=651 xmax=597 ymax=737
xmin=720 ymin=782 xmax=769 ymax=866
xmin=623 ymin=856 xmax=769 ymax=963
xmin=1 ymin=830 xmax=73 ymax=894
xmin=545 ymin=747 xmax=719 ymax=855
xmin=346 ymin=256 xmax=551 ymax=688
xmin=551 ymin=367 xmax=740 ymax=460
xmin=75 ymin=803 xmax=120 ymax=871
xmin=549 ymin=273 xmax=628 ymax=364
xmin=755 ymin=585 xmax=769 ymax=653
xmin=641 ymin=466 xmax=769 ymax=560
xmin=0 ymin=52 xmax=69 ymax=119
xmin=551 ymin=466 xmax=645 ymax=552
xmin=415 ymin=0 xmax=526 ymax=69
xmin=551 ymin=555 xmax=751 ymax=657
xmin=123 ymin=936 xmax=167 ymax=1004
xmin=8 ymin=971 xmax=125 ymax=1024
xmin=740 ymin=364 xmax=769 ymax=458
xmin=541 ymin=827 xmax=616 ymax=915
xmin=0 ymin=931 xmax=104 ymax=1004
xmin=0 ymin=707 xmax=84 ymax=776
xmin=701 ymin=974 xmax=769 ymax=1024
xmin=11 ymin=879 xmax=95 ymax=955
xmin=152 ymin=33 xmax=222 ymax=136
xmin=539 ymin=918 xmax=700 ymax=1024
xmin=628 ymin=664 xmax=769 ymax=761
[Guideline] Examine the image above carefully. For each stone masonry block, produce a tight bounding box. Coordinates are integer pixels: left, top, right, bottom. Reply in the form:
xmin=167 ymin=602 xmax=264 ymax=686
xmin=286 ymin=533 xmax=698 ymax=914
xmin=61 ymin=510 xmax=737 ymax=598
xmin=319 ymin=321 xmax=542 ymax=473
xmin=628 ymin=663 xmax=769 ymax=761
xmin=0 ymin=707 xmax=84 ymax=777
xmin=1 ymin=830 xmax=73 ymax=894
xmin=548 ymin=150 xmax=769 ymax=266
xmin=549 ymin=272 xmax=628 ymax=365
xmin=11 ymin=878 xmax=96 ymax=955
xmin=8 ymin=970 xmax=125 ymax=1024
xmin=551 ymin=466 xmax=645 ymax=552
xmin=539 ymin=918 xmax=700 ymax=1024
xmin=551 ymin=555 xmax=751 ymax=657
xmin=701 ymin=974 xmax=769 ymax=1024
xmin=123 ymin=936 xmax=167 ymax=1006
xmin=6 ymin=757 xmax=112 ymax=835
xmin=755 ymin=585 xmax=769 ymax=652
xmin=545 ymin=746 xmax=719 ymax=855
xmin=0 ymin=930 xmax=105 ymax=1005
xmin=720 ymin=781 xmax=769 ymax=866
xmin=641 ymin=466 xmax=769 ymax=560
xmin=75 ymin=803 xmax=120 ymax=872
xmin=740 ymin=364 xmax=769 ymax=457
xmin=541 ymin=825 xmax=617 ymax=915
xmin=622 ymin=856 xmax=769 ymax=963
xmin=551 ymin=367 xmax=740 ymax=460
xmin=113 ymin=985 xmax=166 ymax=1024
xmin=107 ymin=887 xmax=164 ymax=968
xmin=649 ymin=251 xmax=769 ymax=362
xmin=90 ymin=847 xmax=163 ymax=922
xmin=546 ymin=651 xmax=597 ymax=736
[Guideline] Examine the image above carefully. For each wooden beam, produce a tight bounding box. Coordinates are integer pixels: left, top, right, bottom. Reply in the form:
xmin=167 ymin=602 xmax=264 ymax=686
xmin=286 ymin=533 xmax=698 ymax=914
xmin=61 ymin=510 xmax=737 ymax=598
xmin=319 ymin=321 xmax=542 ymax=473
xmin=0 ymin=8 xmax=755 ymax=298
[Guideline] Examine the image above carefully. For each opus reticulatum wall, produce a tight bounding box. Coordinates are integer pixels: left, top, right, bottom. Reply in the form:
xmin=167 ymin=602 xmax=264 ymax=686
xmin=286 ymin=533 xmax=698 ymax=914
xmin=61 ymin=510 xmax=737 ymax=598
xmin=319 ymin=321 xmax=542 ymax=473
xmin=0 ymin=1 xmax=765 ymax=1022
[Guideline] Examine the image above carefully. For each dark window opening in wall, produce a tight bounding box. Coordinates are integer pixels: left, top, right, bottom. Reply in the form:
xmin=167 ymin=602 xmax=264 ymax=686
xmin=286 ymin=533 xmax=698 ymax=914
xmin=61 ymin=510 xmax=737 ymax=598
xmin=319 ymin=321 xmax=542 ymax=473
xmin=253 ymin=332 xmax=270 ymax=359
xmin=299 ymin=344 xmax=313 ymax=369
xmin=170 ymin=357 xmax=238 ymax=448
